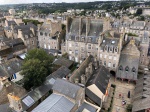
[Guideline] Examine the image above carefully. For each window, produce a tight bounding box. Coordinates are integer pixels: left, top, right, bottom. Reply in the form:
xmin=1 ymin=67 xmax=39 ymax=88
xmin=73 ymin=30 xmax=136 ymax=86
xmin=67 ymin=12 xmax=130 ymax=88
xmin=108 ymin=62 xmax=111 ymax=67
xmin=45 ymin=33 xmax=47 ymax=36
xmin=75 ymin=50 xmax=78 ymax=55
xmin=48 ymin=45 xmax=50 ymax=49
xmin=69 ymin=50 xmax=72 ymax=54
xmin=40 ymin=32 xmax=43 ymax=36
xmin=115 ymin=47 xmax=118 ymax=52
xmin=125 ymin=66 xmax=129 ymax=72
xmin=114 ymin=57 xmax=117 ymax=60
xmin=119 ymin=65 xmax=123 ymax=70
xmin=104 ymin=61 xmax=106 ymax=66
xmin=88 ymin=44 xmax=91 ymax=49
xmin=109 ymin=56 xmax=112 ymax=59
xmin=105 ymin=46 xmax=108 ymax=51
xmin=44 ymin=44 xmax=46 ymax=49
xmin=69 ymin=43 xmax=72 ymax=47
xmin=32 ymin=41 xmax=34 ymax=45
xmin=75 ymin=43 xmax=78 ymax=47
xmin=99 ymin=60 xmax=102 ymax=65
xmin=100 ymin=54 xmax=102 ymax=58
xmin=113 ymin=64 xmax=115 ymax=68
xmin=104 ymin=55 xmax=107 ymax=58
xmin=132 ymin=67 xmax=136 ymax=73
xmin=109 ymin=47 xmax=113 ymax=52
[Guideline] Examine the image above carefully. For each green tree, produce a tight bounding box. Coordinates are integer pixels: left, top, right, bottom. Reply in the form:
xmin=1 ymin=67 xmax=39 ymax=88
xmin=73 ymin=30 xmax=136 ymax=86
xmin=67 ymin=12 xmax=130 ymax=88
xmin=126 ymin=104 xmax=132 ymax=112
xmin=136 ymin=8 xmax=142 ymax=16
xmin=21 ymin=48 xmax=54 ymax=90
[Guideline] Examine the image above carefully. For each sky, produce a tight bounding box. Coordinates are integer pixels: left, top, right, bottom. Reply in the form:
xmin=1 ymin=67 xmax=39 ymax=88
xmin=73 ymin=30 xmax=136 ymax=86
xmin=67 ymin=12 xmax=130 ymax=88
xmin=0 ymin=0 xmax=115 ymax=5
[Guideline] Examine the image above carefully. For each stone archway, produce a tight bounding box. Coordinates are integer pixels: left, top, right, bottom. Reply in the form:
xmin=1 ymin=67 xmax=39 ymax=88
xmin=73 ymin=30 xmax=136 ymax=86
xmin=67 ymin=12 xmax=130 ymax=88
xmin=110 ymin=70 xmax=116 ymax=77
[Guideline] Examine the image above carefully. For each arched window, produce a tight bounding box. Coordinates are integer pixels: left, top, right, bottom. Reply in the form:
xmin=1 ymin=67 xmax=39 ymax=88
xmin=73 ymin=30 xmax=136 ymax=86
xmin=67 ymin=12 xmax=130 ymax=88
xmin=115 ymin=47 xmax=118 ymax=52
xmin=125 ymin=66 xmax=129 ymax=72
xmin=132 ymin=67 xmax=136 ymax=73
xmin=119 ymin=65 xmax=123 ymax=70
xmin=105 ymin=45 xmax=108 ymax=51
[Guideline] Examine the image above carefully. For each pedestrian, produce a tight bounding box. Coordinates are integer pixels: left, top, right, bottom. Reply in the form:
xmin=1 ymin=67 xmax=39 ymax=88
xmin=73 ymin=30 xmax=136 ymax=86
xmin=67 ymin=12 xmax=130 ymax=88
xmin=128 ymin=91 xmax=130 ymax=98
xmin=122 ymin=95 xmax=124 ymax=100
xmin=119 ymin=93 xmax=121 ymax=98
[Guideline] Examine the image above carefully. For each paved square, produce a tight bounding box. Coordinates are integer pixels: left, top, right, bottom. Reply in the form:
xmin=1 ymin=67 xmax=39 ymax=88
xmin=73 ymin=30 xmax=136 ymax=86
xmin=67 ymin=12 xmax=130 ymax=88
xmin=110 ymin=77 xmax=135 ymax=112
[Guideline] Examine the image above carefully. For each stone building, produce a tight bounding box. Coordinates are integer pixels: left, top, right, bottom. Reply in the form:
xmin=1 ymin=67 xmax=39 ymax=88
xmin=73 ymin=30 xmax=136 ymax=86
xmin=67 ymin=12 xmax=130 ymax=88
xmin=132 ymin=73 xmax=150 ymax=112
xmin=98 ymin=30 xmax=123 ymax=71
xmin=17 ymin=26 xmax=37 ymax=50
xmin=38 ymin=20 xmax=64 ymax=50
xmin=139 ymin=32 xmax=149 ymax=66
xmin=61 ymin=17 xmax=110 ymax=63
xmin=116 ymin=39 xmax=140 ymax=81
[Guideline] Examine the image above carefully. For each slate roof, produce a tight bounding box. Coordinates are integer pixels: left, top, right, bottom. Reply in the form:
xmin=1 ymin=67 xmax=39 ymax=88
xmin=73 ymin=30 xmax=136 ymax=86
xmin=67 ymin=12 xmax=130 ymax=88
xmin=67 ymin=18 xmax=104 ymax=44
xmin=132 ymin=74 xmax=150 ymax=112
xmin=52 ymin=78 xmax=81 ymax=99
xmin=0 ymin=58 xmax=23 ymax=77
xmin=4 ymin=38 xmax=24 ymax=47
xmin=32 ymin=94 xmax=75 ymax=112
xmin=116 ymin=40 xmax=140 ymax=80
xmin=7 ymin=20 xmax=17 ymax=26
xmin=76 ymin=102 xmax=97 ymax=112
xmin=85 ymin=88 xmax=102 ymax=106
xmin=86 ymin=65 xmax=110 ymax=94
xmin=54 ymin=58 xmax=73 ymax=68
xmin=51 ymin=66 xmax=70 ymax=78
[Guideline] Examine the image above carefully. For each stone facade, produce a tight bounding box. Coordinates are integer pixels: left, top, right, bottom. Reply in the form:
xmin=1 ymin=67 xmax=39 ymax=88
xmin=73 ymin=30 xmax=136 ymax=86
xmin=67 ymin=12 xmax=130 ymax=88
xmin=62 ymin=17 xmax=111 ymax=63
xmin=98 ymin=30 xmax=123 ymax=71
xmin=38 ymin=20 xmax=63 ymax=50
xmin=116 ymin=39 xmax=140 ymax=81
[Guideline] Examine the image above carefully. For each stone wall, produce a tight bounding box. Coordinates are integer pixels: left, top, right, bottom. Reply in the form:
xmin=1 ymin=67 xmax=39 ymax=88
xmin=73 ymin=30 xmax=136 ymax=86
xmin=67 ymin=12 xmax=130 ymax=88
xmin=69 ymin=55 xmax=92 ymax=83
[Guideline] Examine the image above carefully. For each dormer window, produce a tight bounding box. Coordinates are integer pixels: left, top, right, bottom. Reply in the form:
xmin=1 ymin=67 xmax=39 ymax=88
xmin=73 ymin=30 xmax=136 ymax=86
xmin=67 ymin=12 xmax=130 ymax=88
xmin=125 ymin=66 xmax=129 ymax=72
xmin=82 ymin=37 xmax=85 ymax=41
xmin=115 ymin=47 xmax=118 ymax=52
xmin=105 ymin=45 xmax=108 ymax=51
xmin=25 ymin=35 xmax=28 ymax=39
xmin=132 ymin=67 xmax=136 ymax=73
xmin=40 ymin=32 xmax=43 ymax=36
xmin=30 ymin=34 xmax=33 ymax=37
xmin=89 ymin=37 xmax=92 ymax=42
xmin=45 ymin=33 xmax=47 ymax=36
xmin=111 ymin=40 xmax=115 ymax=44
xmin=109 ymin=47 xmax=113 ymax=52
xmin=119 ymin=65 xmax=123 ymax=70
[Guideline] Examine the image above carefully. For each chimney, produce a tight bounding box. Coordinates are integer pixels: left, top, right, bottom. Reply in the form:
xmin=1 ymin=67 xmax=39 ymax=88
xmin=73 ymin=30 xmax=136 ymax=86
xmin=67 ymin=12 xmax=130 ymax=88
xmin=11 ymin=24 xmax=14 ymax=31
xmin=7 ymin=93 xmax=22 ymax=112
xmin=81 ymin=74 xmax=86 ymax=84
xmin=30 ymin=27 xmax=35 ymax=36
xmin=74 ymin=78 xmax=79 ymax=84
xmin=37 ymin=24 xmax=41 ymax=31
xmin=79 ymin=17 xmax=82 ymax=37
xmin=86 ymin=18 xmax=90 ymax=37
xmin=85 ymin=67 xmax=90 ymax=79
xmin=0 ymin=76 xmax=11 ymax=87
xmin=88 ymin=62 xmax=93 ymax=75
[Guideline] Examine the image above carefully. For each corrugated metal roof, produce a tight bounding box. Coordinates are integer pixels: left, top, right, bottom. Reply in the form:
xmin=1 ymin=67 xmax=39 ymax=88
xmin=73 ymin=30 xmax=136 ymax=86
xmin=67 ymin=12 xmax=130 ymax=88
xmin=32 ymin=94 xmax=75 ymax=112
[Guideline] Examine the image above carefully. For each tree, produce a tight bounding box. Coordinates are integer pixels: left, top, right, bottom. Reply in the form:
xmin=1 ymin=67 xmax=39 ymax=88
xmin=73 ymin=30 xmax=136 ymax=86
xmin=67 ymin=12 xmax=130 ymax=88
xmin=21 ymin=48 xmax=54 ymax=90
xmin=126 ymin=104 xmax=132 ymax=112
xmin=136 ymin=8 xmax=142 ymax=16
